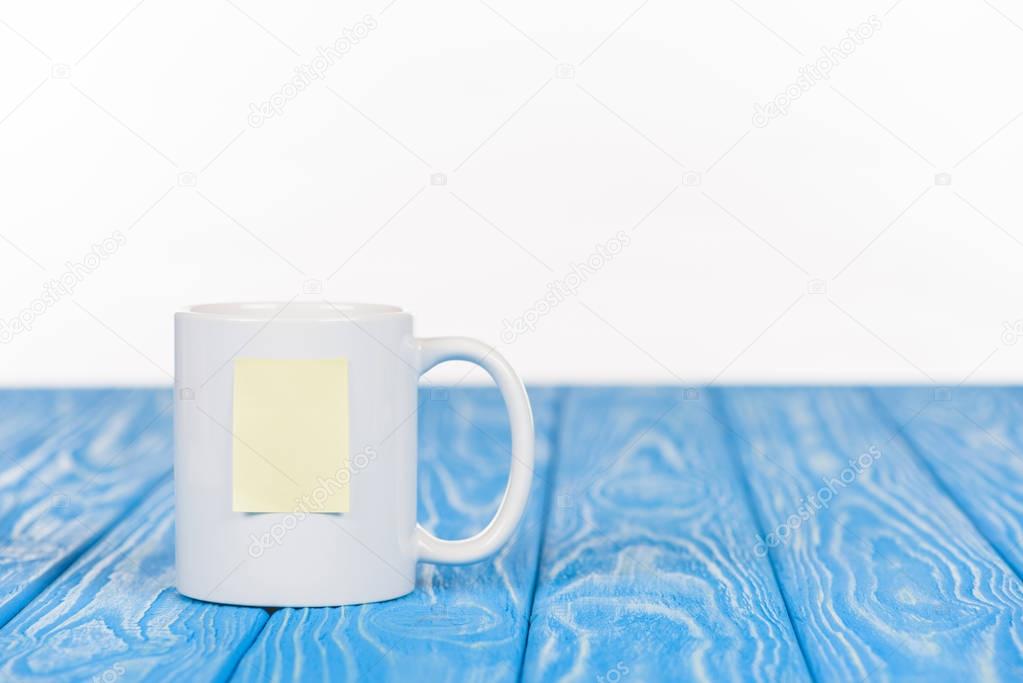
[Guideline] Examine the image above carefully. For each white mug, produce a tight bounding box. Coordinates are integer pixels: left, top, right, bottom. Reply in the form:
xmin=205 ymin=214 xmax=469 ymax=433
xmin=174 ymin=302 xmax=534 ymax=606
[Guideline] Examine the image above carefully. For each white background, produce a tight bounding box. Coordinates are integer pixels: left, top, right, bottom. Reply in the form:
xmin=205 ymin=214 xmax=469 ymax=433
xmin=1 ymin=0 xmax=1021 ymax=386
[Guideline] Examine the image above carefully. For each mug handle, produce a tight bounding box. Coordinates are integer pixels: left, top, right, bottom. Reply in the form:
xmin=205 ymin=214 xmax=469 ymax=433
xmin=415 ymin=337 xmax=535 ymax=564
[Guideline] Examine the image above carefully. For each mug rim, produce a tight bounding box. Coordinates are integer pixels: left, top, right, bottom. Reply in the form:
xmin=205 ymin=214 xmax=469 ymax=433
xmin=178 ymin=301 xmax=404 ymax=321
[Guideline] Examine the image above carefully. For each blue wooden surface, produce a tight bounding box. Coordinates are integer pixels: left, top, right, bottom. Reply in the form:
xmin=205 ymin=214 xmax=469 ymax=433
xmin=0 ymin=390 xmax=171 ymax=628
xmin=0 ymin=480 xmax=267 ymax=681
xmin=871 ymin=387 xmax=1023 ymax=579
xmin=715 ymin=388 xmax=1023 ymax=682
xmin=521 ymin=388 xmax=809 ymax=682
xmin=1 ymin=386 xmax=1023 ymax=682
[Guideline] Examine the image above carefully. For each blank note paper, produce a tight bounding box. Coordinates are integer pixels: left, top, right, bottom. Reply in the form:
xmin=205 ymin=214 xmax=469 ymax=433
xmin=232 ymin=357 xmax=349 ymax=513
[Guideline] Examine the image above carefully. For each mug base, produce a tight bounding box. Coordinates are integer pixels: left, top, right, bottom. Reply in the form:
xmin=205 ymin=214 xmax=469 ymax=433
xmin=176 ymin=583 xmax=415 ymax=608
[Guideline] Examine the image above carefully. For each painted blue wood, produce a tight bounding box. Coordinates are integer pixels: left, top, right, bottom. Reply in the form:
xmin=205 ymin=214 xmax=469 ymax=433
xmin=872 ymin=386 xmax=1023 ymax=578
xmin=231 ymin=387 xmax=561 ymax=683
xmin=7 ymin=386 xmax=1023 ymax=681
xmin=0 ymin=390 xmax=110 ymax=455
xmin=0 ymin=478 xmax=268 ymax=681
xmin=0 ymin=389 xmax=171 ymax=628
xmin=715 ymin=387 xmax=1023 ymax=682
xmin=520 ymin=387 xmax=810 ymax=683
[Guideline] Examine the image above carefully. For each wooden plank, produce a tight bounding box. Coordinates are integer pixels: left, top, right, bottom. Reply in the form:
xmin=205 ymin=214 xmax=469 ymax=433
xmin=716 ymin=387 xmax=1023 ymax=681
xmin=0 ymin=390 xmax=110 ymax=454
xmin=872 ymin=386 xmax=1023 ymax=577
xmin=0 ymin=389 xmax=172 ymax=627
xmin=232 ymin=387 xmax=561 ymax=683
xmin=521 ymin=387 xmax=810 ymax=683
xmin=0 ymin=479 xmax=268 ymax=681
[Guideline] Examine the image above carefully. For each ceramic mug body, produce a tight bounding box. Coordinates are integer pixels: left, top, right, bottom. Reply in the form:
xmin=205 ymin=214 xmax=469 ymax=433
xmin=174 ymin=302 xmax=534 ymax=607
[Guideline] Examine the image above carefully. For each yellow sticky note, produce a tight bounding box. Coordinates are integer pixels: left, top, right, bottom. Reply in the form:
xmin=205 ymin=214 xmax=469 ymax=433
xmin=232 ymin=357 xmax=349 ymax=513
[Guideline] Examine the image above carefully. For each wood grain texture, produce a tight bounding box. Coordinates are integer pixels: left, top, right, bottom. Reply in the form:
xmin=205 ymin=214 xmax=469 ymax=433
xmin=872 ymin=387 xmax=1023 ymax=578
xmin=0 ymin=479 xmax=268 ymax=682
xmin=0 ymin=389 xmax=171 ymax=628
xmin=231 ymin=387 xmax=561 ymax=683
xmin=520 ymin=387 xmax=810 ymax=683
xmin=716 ymin=387 xmax=1023 ymax=682
xmin=7 ymin=386 xmax=1023 ymax=681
